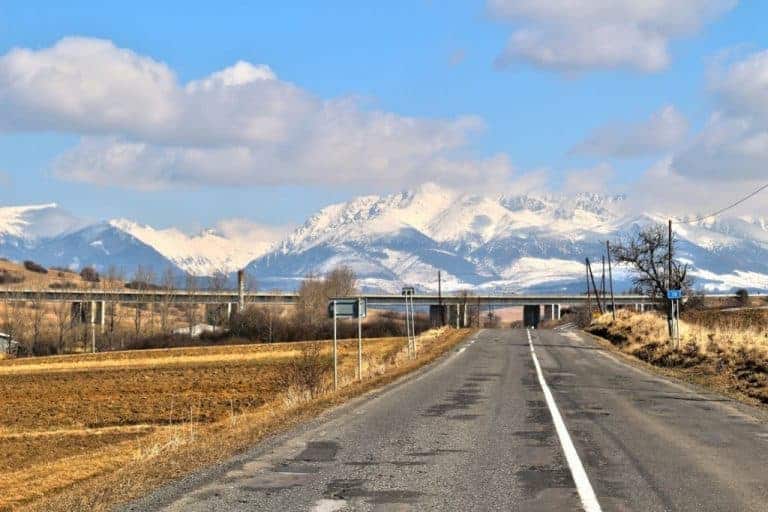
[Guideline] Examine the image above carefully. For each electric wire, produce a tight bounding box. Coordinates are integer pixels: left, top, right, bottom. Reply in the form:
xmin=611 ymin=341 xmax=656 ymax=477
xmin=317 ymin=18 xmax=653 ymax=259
xmin=674 ymin=181 xmax=768 ymax=224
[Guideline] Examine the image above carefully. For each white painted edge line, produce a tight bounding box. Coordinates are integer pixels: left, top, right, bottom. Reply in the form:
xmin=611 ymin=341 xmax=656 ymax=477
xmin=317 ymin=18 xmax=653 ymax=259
xmin=527 ymin=329 xmax=602 ymax=512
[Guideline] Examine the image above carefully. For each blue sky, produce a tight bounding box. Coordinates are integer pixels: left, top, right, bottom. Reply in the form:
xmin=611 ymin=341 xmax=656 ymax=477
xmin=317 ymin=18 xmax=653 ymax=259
xmin=1 ymin=1 xmax=767 ymax=235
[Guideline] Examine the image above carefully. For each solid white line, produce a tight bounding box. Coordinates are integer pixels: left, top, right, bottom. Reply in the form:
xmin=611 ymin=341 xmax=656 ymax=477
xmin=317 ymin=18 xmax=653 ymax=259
xmin=526 ymin=329 xmax=602 ymax=512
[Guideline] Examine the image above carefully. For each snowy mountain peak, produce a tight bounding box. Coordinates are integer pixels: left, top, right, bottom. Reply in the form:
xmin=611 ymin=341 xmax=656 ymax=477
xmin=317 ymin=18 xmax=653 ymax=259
xmin=107 ymin=218 xmax=272 ymax=275
xmin=0 ymin=203 xmax=82 ymax=240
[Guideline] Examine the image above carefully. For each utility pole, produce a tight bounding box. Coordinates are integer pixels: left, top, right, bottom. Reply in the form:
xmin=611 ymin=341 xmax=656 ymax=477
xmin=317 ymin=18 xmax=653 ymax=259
xmin=333 ymin=300 xmax=338 ymax=391
xmin=606 ymin=240 xmax=616 ymax=320
xmin=586 ymin=258 xmax=604 ymax=314
xmin=668 ymin=219 xmax=674 ymax=338
xmin=438 ymin=270 xmax=443 ymax=326
xmin=585 ymin=259 xmax=592 ymax=318
xmin=601 ymin=255 xmax=606 ymax=300
xmin=358 ymin=297 xmax=363 ymax=381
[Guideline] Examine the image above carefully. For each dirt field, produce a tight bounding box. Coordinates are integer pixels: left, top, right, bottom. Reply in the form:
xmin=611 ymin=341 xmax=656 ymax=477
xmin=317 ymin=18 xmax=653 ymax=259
xmin=0 ymin=328 xmax=469 ymax=511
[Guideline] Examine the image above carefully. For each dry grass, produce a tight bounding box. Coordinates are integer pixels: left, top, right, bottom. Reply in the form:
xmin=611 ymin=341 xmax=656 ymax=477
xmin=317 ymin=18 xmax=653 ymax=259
xmin=0 ymin=328 xmax=470 ymax=511
xmin=589 ymin=310 xmax=768 ymax=406
xmin=0 ymin=260 xmax=115 ymax=290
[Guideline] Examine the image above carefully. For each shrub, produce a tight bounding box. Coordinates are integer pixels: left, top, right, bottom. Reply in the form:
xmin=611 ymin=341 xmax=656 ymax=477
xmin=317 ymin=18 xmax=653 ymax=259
xmin=80 ymin=266 xmax=100 ymax=283
xmin=23 ymin=260 xmax=47 ymax=274
xmin=125 ymin=280 xmax=163 ymax=290
xmin=275 ymin=342 xmax=332 ymax=398
xmin=0 ymin=269 xmax=24 ymax=285
xmin=49 ymin=281 xmax=78 ymax=289
xmin=735 ymin=288 xmax=750 ymax=307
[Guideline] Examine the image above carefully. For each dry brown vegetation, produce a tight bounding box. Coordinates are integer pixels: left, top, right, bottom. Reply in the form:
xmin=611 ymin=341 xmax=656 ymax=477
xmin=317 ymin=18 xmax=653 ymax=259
xmin=588 ymin=309 xmax=768 ymax=406
xmin=0 ymin=327 xmax=470 ymax=511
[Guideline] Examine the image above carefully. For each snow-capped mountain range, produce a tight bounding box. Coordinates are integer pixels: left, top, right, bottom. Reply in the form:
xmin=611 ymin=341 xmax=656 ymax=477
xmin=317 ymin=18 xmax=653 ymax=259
xmin=2 ymin=184 xmax=768 ymax=292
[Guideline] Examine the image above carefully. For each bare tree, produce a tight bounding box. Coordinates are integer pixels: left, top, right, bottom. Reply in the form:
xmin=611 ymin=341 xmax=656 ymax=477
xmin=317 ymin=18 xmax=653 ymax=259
xmin=132 ymin=265 xmax=155 ymax=337
xmin=295 ymin=267 xmax=357 ymax=336
xmin=207 ymin=271 xmax=229 ymax=329
xmin=159 ymin=266 xmax=177 ymax=335
xmin=611 ymin=223 xmax=694 ymax=333
xmin=1 ymin=297 xmax=24 ymax=354
xmin=325 ymin=266 xmax=357 ymax=298
xmin=104 ymin=266 xmax=126 ymax=349
xmin=52 ymin=299 xmax=71 ymax=353
xmin=28 ymin=289 xmax=46 ymax=353
xmin=185 ymin=273 xmax=199 ymax=340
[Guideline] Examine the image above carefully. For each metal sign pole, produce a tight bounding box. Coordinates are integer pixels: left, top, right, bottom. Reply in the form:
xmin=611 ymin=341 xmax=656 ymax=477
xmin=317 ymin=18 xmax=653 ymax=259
xmin=333 ymin=300 xmax=338 ymax=391
xmin=409 ymin=295 xmax=414 ymax=358
xmin=357 ymin=298 xmax=362 ymax=381
xmin=410 ymin=294 xmax=416 ymax=355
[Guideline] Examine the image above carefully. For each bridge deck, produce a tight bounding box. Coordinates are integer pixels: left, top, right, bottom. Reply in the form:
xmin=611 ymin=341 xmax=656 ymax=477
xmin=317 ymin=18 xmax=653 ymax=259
xmin=0 ymin=289 xmax=661 ymax=306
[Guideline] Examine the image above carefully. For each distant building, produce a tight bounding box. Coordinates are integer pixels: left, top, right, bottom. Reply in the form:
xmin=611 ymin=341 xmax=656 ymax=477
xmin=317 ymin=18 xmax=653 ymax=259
xmin=0 ymin=332 xmax=19 ymax=355
xmin=172 ymin=324 xmax=224 ymax=338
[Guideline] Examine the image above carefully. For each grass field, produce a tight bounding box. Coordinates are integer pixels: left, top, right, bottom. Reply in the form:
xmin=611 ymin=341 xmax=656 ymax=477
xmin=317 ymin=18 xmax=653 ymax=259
xmin=589 ymin=310 xmax=768 ymax=407
xmin=0 ymin=328 xmax=469 ymax=511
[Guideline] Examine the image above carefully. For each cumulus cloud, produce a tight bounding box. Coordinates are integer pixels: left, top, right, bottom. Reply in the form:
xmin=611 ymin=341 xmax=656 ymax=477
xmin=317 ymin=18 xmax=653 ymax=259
xmin=488 ymin=0 xmax=736 ymax=72
xmin=573 ymin=105 xmax=688 ymax=158
xmin=672 ymin=49 xmax=768 ymax=181
xmin=0 ymin=37 xmax=509 ymax=189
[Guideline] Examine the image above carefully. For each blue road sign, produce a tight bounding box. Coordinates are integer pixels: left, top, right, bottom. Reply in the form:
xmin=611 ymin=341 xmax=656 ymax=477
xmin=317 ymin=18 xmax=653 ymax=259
xmin=667 ymin=289 xmax=682 ymax=300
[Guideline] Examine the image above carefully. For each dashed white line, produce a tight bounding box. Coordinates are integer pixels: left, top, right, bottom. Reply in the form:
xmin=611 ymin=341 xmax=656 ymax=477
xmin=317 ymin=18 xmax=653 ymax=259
xmin=526 ymin=329 xmax=602 ymax=512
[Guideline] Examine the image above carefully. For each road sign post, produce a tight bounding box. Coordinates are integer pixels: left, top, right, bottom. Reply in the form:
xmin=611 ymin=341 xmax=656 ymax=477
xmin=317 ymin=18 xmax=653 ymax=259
xmin=328 ymin=298 xmax=367 ymax=388
xmin=333 ymin=300 xmax=338 ymax=390
xmin=402 ymin=287 xmax=415 ymax=358
xmin=667 ymin=290 xmax=682 ymax=348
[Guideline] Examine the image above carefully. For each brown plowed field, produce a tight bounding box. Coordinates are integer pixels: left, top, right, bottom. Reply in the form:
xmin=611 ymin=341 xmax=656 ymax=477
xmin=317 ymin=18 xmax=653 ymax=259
xmin=0 ymin=329 xmax=470 ymax=511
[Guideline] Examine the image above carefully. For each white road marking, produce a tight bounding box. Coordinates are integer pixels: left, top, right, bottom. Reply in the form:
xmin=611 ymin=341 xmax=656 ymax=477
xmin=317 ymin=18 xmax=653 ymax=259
xmin=457 ymin=347 xmax=466 ymax=354
xmin=310 ymin=498 xmax=346 ymax=512
xmin=527 ymin=329 xmax=602 ymax=512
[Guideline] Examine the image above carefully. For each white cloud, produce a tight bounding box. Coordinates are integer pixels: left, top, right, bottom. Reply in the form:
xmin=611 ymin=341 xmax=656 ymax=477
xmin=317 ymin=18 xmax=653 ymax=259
xmin=0 ymin=37 xmax=178 ymax=134
xmin=672 ymin=49 xmax=768 ymax=181
xmin=628 ymin=157 xmax=768 ymax=218
xmin=0 ymin=37 xmax=508 ymax=189
xmin=574 ymin=105 xmax=688 ymax=157
xmin=488 ymin=0 xmax=736 ymax=72
xmin=561 ymin=163 xmax=614 ymax=193
xmin=214 ymin=218 xmax=291 ymax=246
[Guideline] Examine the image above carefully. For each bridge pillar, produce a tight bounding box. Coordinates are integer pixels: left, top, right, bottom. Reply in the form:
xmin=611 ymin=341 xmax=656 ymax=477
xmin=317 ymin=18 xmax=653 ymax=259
xmin=95 ymin=301 xmax=106 ymax=333
xmin=237 ymin=269 xmax=246 ymax=311
xmin=543 ymin=303 xmax=560 ymax=321
xmin=71 ymin=301 xmax=88 ymax=325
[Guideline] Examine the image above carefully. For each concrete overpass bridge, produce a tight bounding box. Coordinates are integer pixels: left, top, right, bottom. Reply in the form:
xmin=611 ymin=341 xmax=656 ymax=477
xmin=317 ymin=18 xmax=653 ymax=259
xmin=0 ymin=287 xmax=659 ymax=329
xmin=0 ymin=289 xmax=655 ymax=307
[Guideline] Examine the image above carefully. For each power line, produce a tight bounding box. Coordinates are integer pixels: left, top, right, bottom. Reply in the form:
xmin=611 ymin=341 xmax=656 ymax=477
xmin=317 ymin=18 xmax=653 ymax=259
xmin=675 ymin=181 xmax=768 ymax=224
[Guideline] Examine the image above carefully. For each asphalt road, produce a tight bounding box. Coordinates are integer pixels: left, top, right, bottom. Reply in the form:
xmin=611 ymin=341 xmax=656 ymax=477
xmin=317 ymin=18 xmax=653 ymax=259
xmin=125 ymin=328 xmax=768 ymax=511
